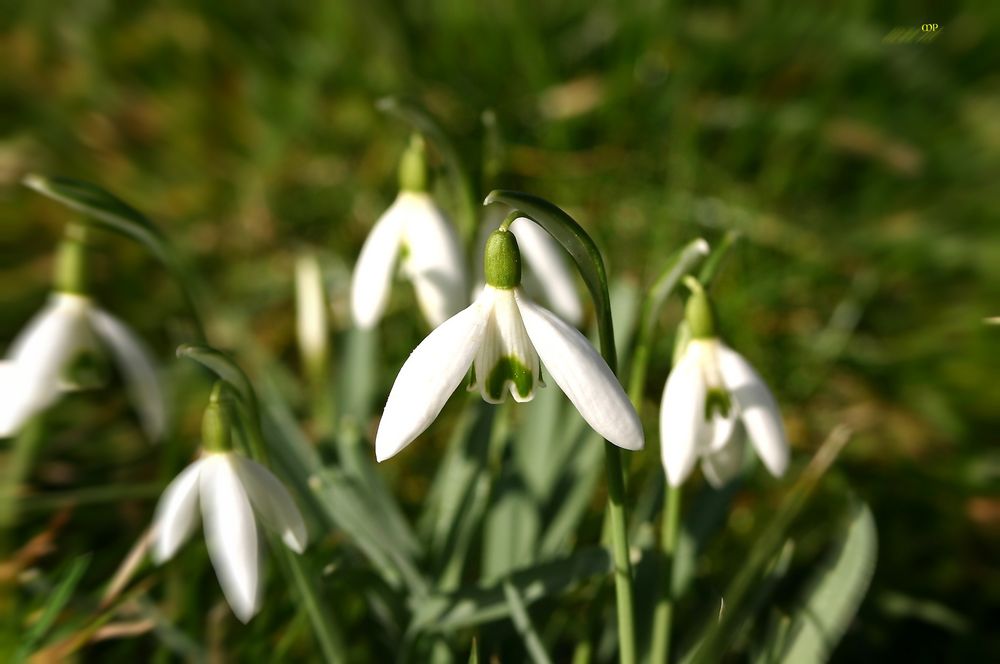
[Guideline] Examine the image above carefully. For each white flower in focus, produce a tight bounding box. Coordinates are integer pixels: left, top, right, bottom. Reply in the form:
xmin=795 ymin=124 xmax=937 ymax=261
xmin=375 ymin=229 xmax=643 ymax=462
xmin=659 ymin=284 xmax=789 ymax=487
xmin=476 ymin=214 xmax=583 ymax=325
xmin=0 ymin=292 xmax=165 ymax=440
xmin=350 ymin=136 xmax=466 ymax=329
xmin=151 ymin=450 xmax=308 ymax=623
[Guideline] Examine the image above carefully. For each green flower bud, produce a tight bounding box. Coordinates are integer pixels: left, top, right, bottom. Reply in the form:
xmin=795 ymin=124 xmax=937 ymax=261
xmin=55 ymin=224 xmax=88 ymax=295
xmin=202 ymin=382 xmax=232 ymax=453
xmin=683 ymin=276 xmax=716 ymax=339
xmin=484 ymin=228 xmax=521 ymax=289
xmin=398 ymin=133 xmax=428 ymax=192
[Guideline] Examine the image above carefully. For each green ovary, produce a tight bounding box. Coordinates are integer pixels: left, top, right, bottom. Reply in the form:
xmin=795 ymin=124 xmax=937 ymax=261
xmin=485 ymin=356 xmax=534 ymax=401
xmin=704 ymin=387 xmax=732 ymax=420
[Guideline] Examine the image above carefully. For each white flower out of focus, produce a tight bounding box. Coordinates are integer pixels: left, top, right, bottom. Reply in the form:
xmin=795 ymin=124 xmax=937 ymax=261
xmin=0 ymin=227 xmax=165 ymax=440
xmin=350 ymin=135 xmax=466 ymax=329
xmin=375 ymin=225 xmax=643 ymax=462
xmin=659 ymin=280 xmax=789 ymax=487
xmin=151 ymin=385 xmax=307 ymax=623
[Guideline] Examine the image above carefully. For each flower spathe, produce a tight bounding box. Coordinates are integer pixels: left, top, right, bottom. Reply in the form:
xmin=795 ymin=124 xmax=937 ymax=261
xmin=151 ymin=451 xmax=308 ymax=623
xmin=659 ymin=337 xmax=789 ymax=487
xmin=0 ymin=292 xmax=165 ymax=440
xmin=375 ymin=271 xmax=644 ymax=461
xmin=350 ymin=190 xmax=466 ymax=329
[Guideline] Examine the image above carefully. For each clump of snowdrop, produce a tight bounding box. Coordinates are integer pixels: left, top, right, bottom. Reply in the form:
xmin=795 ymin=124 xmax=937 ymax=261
xmin=350 ymin=134 xmax=466 ymax=329
xmin=375 ymin=216 xmax=643 ymax=461
xmin=150 ymin=383 xmax=308 ymax=623
xmin=0 ymin=226 xmax=164 ymax=439
xmin=659 ymin=277 xmax=789 ymax=487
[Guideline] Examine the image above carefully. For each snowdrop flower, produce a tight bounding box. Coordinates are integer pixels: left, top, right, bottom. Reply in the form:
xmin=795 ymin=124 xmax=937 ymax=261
xmin=151 ymin=384 xmax=307 ymax=623
xmin=476 ymin=212 xmax=583 ymax=325
xmin=0 ymin=228 xmax=164 ymax=439
xmin=659 ymin=278 xmax=789 ymax=487
xmin=376 ymin=225 xmax=643 ymax=462
xmin=351 ymin=135 xmax=466 ymax=329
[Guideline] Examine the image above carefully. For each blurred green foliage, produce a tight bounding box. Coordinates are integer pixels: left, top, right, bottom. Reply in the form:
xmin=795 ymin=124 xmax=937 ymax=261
xmin=1 ymin=0 xmax=998 ymax=661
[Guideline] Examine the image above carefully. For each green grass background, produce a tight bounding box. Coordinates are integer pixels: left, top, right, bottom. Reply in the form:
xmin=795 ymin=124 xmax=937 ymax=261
xmin=1 ymin=1 xmax=998 ymax=661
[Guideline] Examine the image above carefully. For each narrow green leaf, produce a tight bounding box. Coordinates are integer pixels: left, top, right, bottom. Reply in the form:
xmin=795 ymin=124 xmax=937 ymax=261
xmin=24 ymin=174 xmax=207 ymax=339
xmin=411 ymin=547 xmax=613 ymax=633
xmin=468 ymin=637 xmax=480 ymax=664
xmin=697 ymin=229 xmax=740 ymax=288
xmin=482 ymin=471 xmax=540 ymax=581
xmin=484 ymin=190 xmax=617 ymax=368
xmin=18 ymin=555 xmax=91 ymax=660
xmin=503 ymin=579 xmax=555 ymax=664
xmin=685 ymin=426 xmax=854 ymax=664
xmin=768 ymin=501 xmax=877 ymax=664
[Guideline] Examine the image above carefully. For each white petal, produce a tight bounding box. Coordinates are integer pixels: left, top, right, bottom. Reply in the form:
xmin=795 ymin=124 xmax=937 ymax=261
xmin=3 ymin=294 xmax=91 ymax=430
xmin=717 ymin=345 xmax=789 ymax=478
xmin=705 ymin=407 xmax=740 ymax=453
xmin=375 ymin=292 xmax=492 ymax=462
xmin=151 ymin=459 xmax=204 ymax=563
xmin=0 ymin=361 xmax=37 ymax=438
xmin=89 ymin=308 xmax=166 ymax=441
xmin=472 ymin=288 xmax=540 ymax=403
xmin=658 ymin=349 xmax=708 ymax=486
xmin=200 ymin=454 xmax=260 ymax=623
xmin=232 ymin=456 xmax=308 ymax=553
xmin=517 ymin=291 xmax=643 ymax=451
xmin=400 ymin=192 xmax=467 ymax=327
xmin=510 ymin=217 xmax=583 ymax=325
xmin=350 ymin=198 xmax=405 ymax=328
xmin=701 ymin=432 xmax=746 ymax=488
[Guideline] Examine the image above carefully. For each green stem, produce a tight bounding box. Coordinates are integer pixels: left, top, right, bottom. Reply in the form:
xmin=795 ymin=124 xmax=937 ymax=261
xmin=603 ymin=443 xmax=636 ymax=664
xmin=650 ymin=484 xmax=682 ymax=663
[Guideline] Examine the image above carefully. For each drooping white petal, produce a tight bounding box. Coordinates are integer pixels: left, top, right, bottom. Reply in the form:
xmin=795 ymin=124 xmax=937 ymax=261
xmin=401 ymin=192 xmax=467 ymax=327
xmin=199 ymin=454 xmax=260 ymax=623
xmin=659 ymin=348 xmax=708 ymax=486
xmin=233 ymin=455 xmax=308 ymax=554
xmin=88 ymin=308 xmax=166 ymax=441
xmin=510 ymin=217 xmax=583 ymax=325
xmin=472 ymin=288 xmax=541 ymax=403
xmin=701 ymin=431 xmax=746 ymax=488
xmin=151 ymin=459 xmax=204 ymax=563
xmin=376 ymin=292 xmax=492 ymax=462
xmin=516 ymin=292 xmax=643 ymax=451
xmin=717 ymin=344 xmax=789 ymax=478
xmin=3 ymin=294 xmax=92 ymax=432
xmin=0 ymin=361 xmax=35 ymax=438
xmin=350 ymin=198 xmax=405 ymax=329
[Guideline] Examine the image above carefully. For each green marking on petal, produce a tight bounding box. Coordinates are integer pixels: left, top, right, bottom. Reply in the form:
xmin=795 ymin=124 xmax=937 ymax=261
xmin=704 ymin=387 xmax=732 ymax=421
xmin=485 ymin=356 xmax=534 ymax=401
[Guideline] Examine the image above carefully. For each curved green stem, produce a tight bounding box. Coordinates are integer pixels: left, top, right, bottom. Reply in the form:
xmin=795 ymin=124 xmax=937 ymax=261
xmin=650 ymin=484 xmax=682 ymax=664
xmin=482 ymin=190 xmax=635 ymax=664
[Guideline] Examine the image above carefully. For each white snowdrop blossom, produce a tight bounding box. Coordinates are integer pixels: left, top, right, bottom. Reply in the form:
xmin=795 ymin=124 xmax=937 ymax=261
xmin=659 ymin=284 xmax=789 ymax=487
xmin=375 ymin=228 xmax=643 ymax=462
xmin=476 ymin=214 xmax=583 ymax=325
xmin=350 ymin=136 xmax=466 ymax=329
xmin=151 ymin=450 xmax=308 ymax=623
xmin=0 ymin=292 xmax=165 ymax=440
